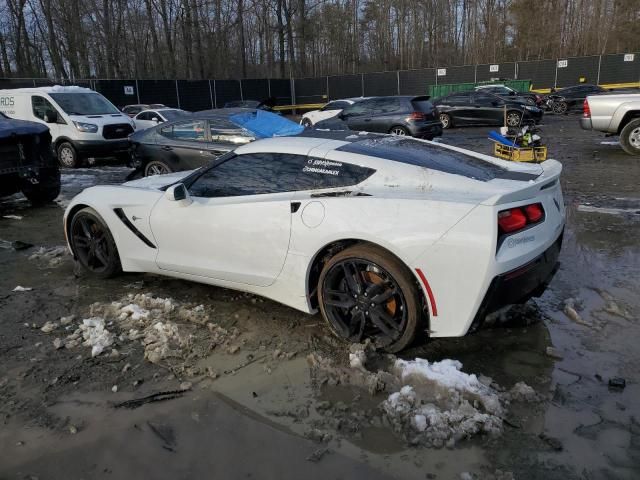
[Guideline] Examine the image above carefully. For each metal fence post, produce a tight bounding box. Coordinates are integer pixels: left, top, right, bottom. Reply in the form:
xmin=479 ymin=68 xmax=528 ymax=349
xmin=208 ymin=80 xmax=214 ymax=109
xmin=361 ymin=73 xmax=364 ymax=96
xmin=514 ymin=62 xmax=518 ymax=80
xmin=175 ymin=79 xmax=180 ymax=108
xmin=213 ymin=80 xmax=218 ymax=108
xmin=474 ymin=64 xmax=477 ymax=83
xmin=553 ymin=60 xmax=558 ymax=88
xmin=135 ymin=79 xmax=140 ymax=104
xmin=239 ymin=80 xmax=243 ymax=100
xmin=397 ymin=71 xmax=400 ymax=95
xmin=596 ymin=55 xmax=602 ymax=85
xmin=290 ymin=77 xmax=296 ymax=107
xmin=326 ymin=76 xmax=329 ymax=99
xmin=268 ymin=78 xmax=271 ymax=98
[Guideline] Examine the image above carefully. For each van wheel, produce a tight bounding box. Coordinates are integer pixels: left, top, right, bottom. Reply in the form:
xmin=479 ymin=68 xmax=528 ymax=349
xmin=620 ymin=118 xmax=640 ymax=156
xmin=57 ymin=142 xmax=78 ymax=168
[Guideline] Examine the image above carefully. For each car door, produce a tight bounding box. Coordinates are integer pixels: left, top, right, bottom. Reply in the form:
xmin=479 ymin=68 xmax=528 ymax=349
xmin=342 ymin=99 xmax=376 ymax=131
xmin=471 ymin=92 xmax=505 ymax=125
xmin=150 ymin=152 xmax=302 ymax=287
xmin=157 ymin=119 xmax=210 ymax=170
xmin=440 ymin=93 xmax=473 ymax=124
xmin=368 ymin=97 xmax=405 ymax=133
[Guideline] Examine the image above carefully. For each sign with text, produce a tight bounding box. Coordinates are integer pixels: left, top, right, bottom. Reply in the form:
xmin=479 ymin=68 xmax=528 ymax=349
xmin=624 ymin=53 xmax=635 ymax=62
xmin=489 ymin=64 xmax=499 ymax=72
xmin=437 ymin=68 xmax=447 ymax=76
xmin=557 ymin=60 xmax=568 ymax=68
xmin=124 ymin=86 xmax=135 ymax=95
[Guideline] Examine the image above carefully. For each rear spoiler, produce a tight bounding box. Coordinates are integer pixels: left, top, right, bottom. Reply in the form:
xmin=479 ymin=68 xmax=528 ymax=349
xmin=481 ymin=160 xmax=562 ymax=206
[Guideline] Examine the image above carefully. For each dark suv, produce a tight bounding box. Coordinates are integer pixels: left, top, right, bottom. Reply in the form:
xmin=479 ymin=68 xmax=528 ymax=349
xmin=0 ymin=113 xmax=60 ymax=204
xmin=317 ymin=96 xmax=442 ymax=139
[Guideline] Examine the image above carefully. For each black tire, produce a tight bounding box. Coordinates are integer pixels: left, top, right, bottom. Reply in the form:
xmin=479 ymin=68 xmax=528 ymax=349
xmin=506 ymin=111 xmax=522 ymax=127
xmin=318 ymin=244 xmax=424 ymax=353
xmin=21 ymin=167 xmax=61 ymax=205
xmin=525 ymin=97 xmax=536 ymax=105
xmin=439 ymin=113 xmax=452 ymax=129
xmin=552 ymin=101 xmax=568 ymax=114
xmin=301 ymin=118 xmax=313 ymax=127
xmin=69 ymin=207 xmax=121 ymax=279
xmin=57 ymin=142 xmax=78 ymax=168
xmin=389 ymin=126 xmax=409 ymax=136
xmin=619 ymin=118 xmax=640 ymax=156
xmin=144 ymin=160 xmax=172 ymax=176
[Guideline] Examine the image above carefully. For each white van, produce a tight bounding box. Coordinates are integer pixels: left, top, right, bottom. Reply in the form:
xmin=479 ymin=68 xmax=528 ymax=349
xmin=0 ymin=86 xmax=135 ymax=167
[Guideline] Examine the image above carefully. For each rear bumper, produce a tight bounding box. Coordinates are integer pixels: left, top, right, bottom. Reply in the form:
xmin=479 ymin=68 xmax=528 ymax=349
xmin=74 ymin=139 xmax=130 ymax=157
xmin=408 ymin=122 xmax=443 ymax=139
xmin=470 ymin=230 xmax=563 ymax=330
xmin=579 ymin=117 xmax=592 ymax=130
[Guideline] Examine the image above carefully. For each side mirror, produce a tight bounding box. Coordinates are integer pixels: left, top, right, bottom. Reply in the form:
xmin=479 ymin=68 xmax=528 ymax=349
xmin=509 ymin=91 xmax=516 ymax=96
xmin=165 ymin=183 xmax=190 ymax=203
xmin=44 ymin=111 xmax=58 ymax=123
xmin=152 ymin=117 xmax=159 ymax=123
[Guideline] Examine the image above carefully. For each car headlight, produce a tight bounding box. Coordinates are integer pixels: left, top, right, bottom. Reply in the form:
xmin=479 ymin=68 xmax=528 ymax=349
xmin=524 ymin=106 xmax=539 ymax=112
xmin=73 ymin=121 xmax=98 ymax=133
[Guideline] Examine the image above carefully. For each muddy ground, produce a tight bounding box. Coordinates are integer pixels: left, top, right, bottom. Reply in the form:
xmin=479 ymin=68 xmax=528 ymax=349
xmin=1 ymin=115 xmax=639 ymax=480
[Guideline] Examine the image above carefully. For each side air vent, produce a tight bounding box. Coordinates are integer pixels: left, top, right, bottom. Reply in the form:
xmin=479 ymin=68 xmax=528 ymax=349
xmin=113 ymin=208 xmax=156 ymax=248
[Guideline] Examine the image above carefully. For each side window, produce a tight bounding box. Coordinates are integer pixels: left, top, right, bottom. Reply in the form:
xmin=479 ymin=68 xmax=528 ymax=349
xmin=137 ymin=111 xmax=152 ymax=121
xmin=188 ymin=153 xmax=304 ymax=198
xmin=444 ymin=93 xmax=470 ymax=105
xmin=373 ymin=98 xmax=403 ymax=114
xmin=342 ymin=99 xmax=375 ymax=117
xmin=187 ymin=153 xmax=376 ymax=198
xmin=32 ymin=96 xmax=60 ymax=122
xmin=323 ymin=101 xmax=349 ymax=111
xmin=160 ymin=120 xmax=207 ymax=142
xmin=473 ymin=93 xmax=497 ymax=105
xmin=209 ymin=119 xmax=254 ymax=145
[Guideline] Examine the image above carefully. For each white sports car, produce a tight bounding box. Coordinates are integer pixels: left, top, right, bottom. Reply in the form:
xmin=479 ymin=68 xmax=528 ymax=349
xmin=300 ymin=98 xmax=367 ymax=127
xmin=63 ymin=131 xmax=565 ymax=352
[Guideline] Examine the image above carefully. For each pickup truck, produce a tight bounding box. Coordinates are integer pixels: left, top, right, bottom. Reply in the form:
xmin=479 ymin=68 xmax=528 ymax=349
xmin=0 ymin=112 xmax=61 ymax=203
xmin=580 ymin=93 xmax=640 ymax=156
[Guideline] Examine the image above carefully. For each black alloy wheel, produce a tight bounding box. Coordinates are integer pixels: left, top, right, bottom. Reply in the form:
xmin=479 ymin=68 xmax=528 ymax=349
xmin=318 ymin=244 xmax=423 ymax=352
xmin=70 ymin=207 xmax=121 ymax=278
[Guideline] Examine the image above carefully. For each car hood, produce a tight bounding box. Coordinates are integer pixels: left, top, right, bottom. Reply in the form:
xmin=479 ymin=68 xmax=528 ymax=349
xmin=123 ymin=170 xmax=194 ymax=190
xmin=0 ymin=117 xmax=49 ymax=139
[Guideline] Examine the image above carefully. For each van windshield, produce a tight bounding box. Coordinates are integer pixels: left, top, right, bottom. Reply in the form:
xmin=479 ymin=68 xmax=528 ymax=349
xmin=49 ymin=93 xmax=120 ymax=115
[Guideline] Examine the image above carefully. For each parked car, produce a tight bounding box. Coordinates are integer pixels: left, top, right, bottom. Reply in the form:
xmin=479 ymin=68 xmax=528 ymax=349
xmin=544 ymin=84 xmax=605 ymax=114
xmin=474 ymin=85 xmax=543 ymax=106
xmin=129 ymin=109 xmax=302 ymax=176
xmin=581 ymin=93 xmax=640 ymax=156
xmin=0 ymin=112 xmax=60 ymax=204
xmin=433 ymin=91 xmax=543 ymax=129
xmin=65 ymin=130 xmax=565 ymax=352
xmin=133 ymin=108 xmax=191 ymax=130
xmin=122 ymin=104 xmax=167 ymax=117
xmin=300 ymin=98 xmax=366 ymax=127
xmin=316 ymin=96 xmax=442 ymax=139
xmin=0 ymin=86 xmax=136 ymax=168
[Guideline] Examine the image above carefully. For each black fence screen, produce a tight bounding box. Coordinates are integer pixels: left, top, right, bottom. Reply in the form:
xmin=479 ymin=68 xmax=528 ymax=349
xmin=1 ymin=53 xmax=637 ymax=110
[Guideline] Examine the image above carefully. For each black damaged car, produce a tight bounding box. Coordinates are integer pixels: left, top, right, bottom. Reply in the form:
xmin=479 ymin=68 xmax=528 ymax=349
xmin=0 ymin=112 xmax=60 ymax=204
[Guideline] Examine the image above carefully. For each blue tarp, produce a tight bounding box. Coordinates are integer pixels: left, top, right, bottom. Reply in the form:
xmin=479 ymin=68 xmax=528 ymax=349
xmin=0 ymin=115 xmax=49 ymax=140
xmin=488 ymin=130 xmax=517 ymax=147
xmin=229 ymin=110 xmax=304 ymax=139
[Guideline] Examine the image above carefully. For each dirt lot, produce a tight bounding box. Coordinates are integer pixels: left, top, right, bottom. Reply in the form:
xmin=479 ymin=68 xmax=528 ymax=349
xmin=1 ymin=115 xmax=639 ymax=480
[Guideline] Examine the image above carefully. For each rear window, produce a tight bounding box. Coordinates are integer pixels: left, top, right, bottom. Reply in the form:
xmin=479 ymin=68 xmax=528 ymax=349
xmin=411 ymin=99 xmax=434 ymax=113
xmin=337 ymin=137 xmax=538 ymax=182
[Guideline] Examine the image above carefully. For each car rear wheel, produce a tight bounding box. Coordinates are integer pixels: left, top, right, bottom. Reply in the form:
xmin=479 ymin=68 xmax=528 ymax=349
xmin=144 ymin=160 xmax=172 ymax=176
xmin=389 ymin=126 xmax=408 ymax=136
xmin=301 ymin=118 xmax=312 ymax=127
xmin=620 ymin=118 xmax=640 ymax=156
xmin=57 ymin=142 xmax=78 ymax=168
xmin=552 ymin=101 xmax=568 ymax=114
xmin=69 ymin=207 xmax=121 ymax=278
xmin=506 ymin=111 xmax=522 ymax=127
xmin=318 ymin=244 xmax=423 ymax=353
xmin=439 ymin=113 xmax=452 ymax=129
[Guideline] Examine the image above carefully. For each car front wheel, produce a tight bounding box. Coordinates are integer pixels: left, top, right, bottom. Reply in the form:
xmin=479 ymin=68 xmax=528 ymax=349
xmin=69 ymin=207 xmax=121 ymax=278
xmin=620 ymin=118 xmax=640 ymax=156
xmin=552 ymin=101 xmax=568 ymax=114
xmin=506 ymin=111 xmax=522 ymax=127
xmin=439 ymin=113 xmax=452 ymax=129
xmin=318 ymin=244 xmax=424 ymax=352
xmin=301 ymin=118 xmax=312 ymax=127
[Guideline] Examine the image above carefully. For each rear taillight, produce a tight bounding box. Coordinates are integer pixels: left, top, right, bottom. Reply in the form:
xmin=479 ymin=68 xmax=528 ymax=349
xmin=583 ymin=99 xmax=591 ymax=118
xmin=408 ymin=111 xmax=426 ymax=121
xmin=498 ymin=203 xmax=545 ymax=234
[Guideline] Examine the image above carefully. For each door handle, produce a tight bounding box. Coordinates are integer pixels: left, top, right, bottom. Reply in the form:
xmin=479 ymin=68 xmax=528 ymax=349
xmin=161 ymin=146 xmax=172 ymax=151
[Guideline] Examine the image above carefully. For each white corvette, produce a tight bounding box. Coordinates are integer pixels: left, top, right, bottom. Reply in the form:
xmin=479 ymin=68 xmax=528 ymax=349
xmin=64 ymin=132 xmax=565 ymax=352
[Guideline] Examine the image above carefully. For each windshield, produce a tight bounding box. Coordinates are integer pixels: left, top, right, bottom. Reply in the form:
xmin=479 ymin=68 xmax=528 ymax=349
xmin=49 ymin=93 xmax=120 ymax=115
xmin=162 ymin=110 xmax=191 ymax=121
